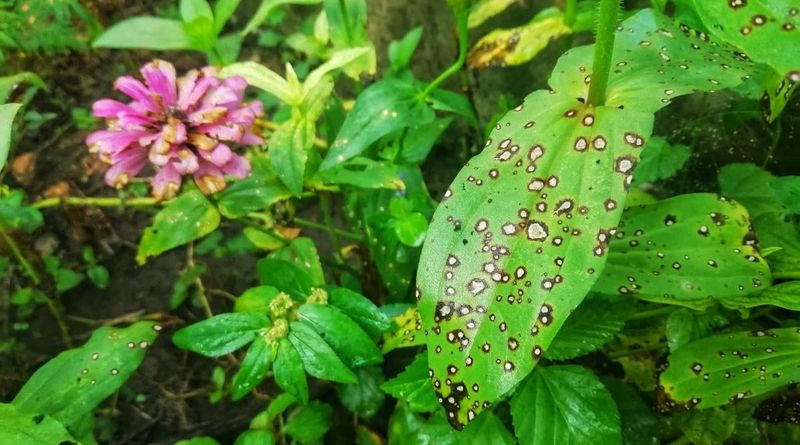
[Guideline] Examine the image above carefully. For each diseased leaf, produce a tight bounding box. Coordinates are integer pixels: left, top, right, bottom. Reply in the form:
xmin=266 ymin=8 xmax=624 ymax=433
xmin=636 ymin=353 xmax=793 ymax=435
xmin=659 ymin=327 xmax=800 ymax=410
xmin=547 ymin=298 xmax=634 ymax=360
xmin=632 ymin=136 xmax=691 ymax=184
xmin=725 ymin=281 xmax=800 ymax=312
xmin=12 ymin=322 xmax=160 ymax=427
xmin=510 ymin=365 xmax=622 ymax=445
xmin=418 ymin=9 xmax=752 ymax=429
xmin=137 ymin=190 xmax=220 ymax=264
xmin=760 ymin=68 xmax=798 ymax=122
xmin=688 ymin=0 xmax=799 ymax=80
xmin=468 ymin=0 xmax=515 ymax=28
xmin=0 ymin=403 xmax=75 ymax=445
xmin=381 ymin=354 xmax=439 ymax=413
xmin=382 ymin=307 xmax=424 ymax=353
xmin=468 ymin=8 xmax=571 ymax=70
xmin=321 ymin=79 xmax=434 ymax=169
xmin=593 ymin=194 xmax=771 ymax=310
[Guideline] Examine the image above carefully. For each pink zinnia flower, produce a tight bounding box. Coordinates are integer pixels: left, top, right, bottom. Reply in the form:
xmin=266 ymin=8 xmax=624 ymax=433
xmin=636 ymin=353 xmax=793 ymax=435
xmin=86 ymin=59 xmax=264 ymax=200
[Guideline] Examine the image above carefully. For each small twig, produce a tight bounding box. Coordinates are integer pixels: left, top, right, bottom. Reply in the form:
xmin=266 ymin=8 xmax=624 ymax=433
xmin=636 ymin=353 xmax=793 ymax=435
xmin=187 ymin=243 xmax=213 ymax=319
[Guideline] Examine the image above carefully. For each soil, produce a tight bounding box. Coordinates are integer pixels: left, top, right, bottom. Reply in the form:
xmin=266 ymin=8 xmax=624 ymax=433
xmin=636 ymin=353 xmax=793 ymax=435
xmin=1 ymin=0 xmax=799 ymax=444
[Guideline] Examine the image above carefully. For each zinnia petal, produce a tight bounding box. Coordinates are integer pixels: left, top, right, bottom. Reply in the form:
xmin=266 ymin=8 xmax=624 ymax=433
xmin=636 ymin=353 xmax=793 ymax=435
xmin=140 ymin=59 xmax=177 ymax=107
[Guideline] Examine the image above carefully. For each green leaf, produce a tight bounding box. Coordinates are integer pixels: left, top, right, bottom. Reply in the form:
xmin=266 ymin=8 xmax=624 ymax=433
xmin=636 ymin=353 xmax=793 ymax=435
xmin=270 ymin=115 xmax=314 ymax=195
xmin=547 ymin=298 xmax=633 ymax=360
xmin=256 ymin=258 xmax=313 ymax=300
xmin=400 ymin=117 xmax=452 ymax=164
xmin=601 ymin=379 xmax=659 ymax=445
xmin=270 ymin=237 xmax=325 ymax=286
xmin=592 ymin=194 xmax=771 ymax=310
xmin=672 ymin=408 xmax=736 ymax=445
xmin=284 ymin=401 xmax=333 ymax=444
xmin=0 ymin=403 xmax=75 ymax=445
xmin=87 ymin=265 xmax=110 ymax=289
xmin=0 ymin=103 xmax=22 ymax=169
xmin=660 ymin=327 xmax=800 ymax=409
xmin=180 ymin=0 xmax=214 ymax=22
xmin=213 ymin=0 xmax=241 ymax=34
xmin=288 ymin=320 xmax=358 ymax=384
xmin=665 ymin=308 xmax=729 ymax=353
xmin=734 ymin=281 xmax=800 ymax=311
xmin=303 ymin=47 xmax=373 ymax=97
xmin=381 ymin=354 xmax=440 ymax=413
xmin=0 ymin=190 xmax=43 ymax=233
xmin=231 ymin=336 xmax=274 ymax=401
xmin=461 ymin=410 xmax=515 ymax=445
xmin=209 ymin=365 xmax=226 ymax=403
xmin=136 ymin=190 xmax=220 ymax=264
xmin=274 ymin=339 xmax=309 ymax=403
xmin=234 ymin=430 xmax=275 ymax=445
xmin=173 ymin=312 xmax=270 ymax=357
xmin=234 ymin=285 xmax=282 ymax=314
xmin=93 ymin=17 xmax=195 ymax=50
xmin=688 ymin=0 xmax=799 ymax=79
xmin=337 ymin=366 xmax=385 ymax=418
xmin=216 ymin=171 xmax=292 ymax=218
xmin=328 ymin=287 xmax=392 ymax=337
xmin=389 ymin=27 xmax=423 ymax=73
xmin=510 ymin=365 xmax=622 ymax=445
xmin=220 ymin=61 xmax=299 ymax=105
xmin=718 ymin=163 xmax=788 ymax=218
xmin=297 ymin=303 xmax=382 ymax=367
xmin=12 ymin=322 xmax=160 ymax=427
xmin=170 ymin=264 xmax=207 ymax=309
xmin=394 ymin=212 xmax=428 ymax=247
xmin=314 ymin=157 xmax=404 ymax=190
xmin=324 ymin=0 xmax=367 ymax=47
xmin=468 ymin=8 xmax=572 ymax=70
xmin=632 ymin=136 xmax=691 ymax=184
xmin=321 ymin=79 xmax=434 ymax=169
xmin=242 ymin=0 xmax=323 ymax=35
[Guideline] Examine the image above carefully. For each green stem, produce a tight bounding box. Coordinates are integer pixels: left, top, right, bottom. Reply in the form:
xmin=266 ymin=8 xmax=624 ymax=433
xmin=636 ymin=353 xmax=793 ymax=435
xmin=0 ymin=230 xmax=41 ymax=285
xmin=33 ymin=196 xmax=158 ymax=209
xmin=293 ymin=217 xmax=364 ymax=242
xmin=586 ymin=0 xmax=621 ymax=106
xmin=564 ymin=0 xmax=578 ymax=27
xmin=773 ymin=271 xmax=800 ymax=280
xmin=319 ymin=193 xmax=343 ymax=261
xmin=421 ymin=11 xmax=469 ymax=99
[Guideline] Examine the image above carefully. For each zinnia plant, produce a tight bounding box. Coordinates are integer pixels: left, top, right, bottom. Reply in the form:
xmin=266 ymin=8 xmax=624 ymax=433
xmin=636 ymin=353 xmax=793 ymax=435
xmin=86 ymin=60 xmax=263 ymax=200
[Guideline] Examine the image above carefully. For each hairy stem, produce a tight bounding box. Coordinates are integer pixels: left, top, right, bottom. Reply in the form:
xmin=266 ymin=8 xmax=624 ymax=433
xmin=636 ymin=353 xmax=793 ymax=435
xmin=421 ymin=10 xmax=469 ymax=98
xmin=586 ymin=0 xmax=621 ymax=106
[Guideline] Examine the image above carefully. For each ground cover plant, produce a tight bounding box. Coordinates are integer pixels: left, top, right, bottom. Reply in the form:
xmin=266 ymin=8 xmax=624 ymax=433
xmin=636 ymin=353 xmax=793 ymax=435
xmin=1 ymin=0 xmax=800 ymax=443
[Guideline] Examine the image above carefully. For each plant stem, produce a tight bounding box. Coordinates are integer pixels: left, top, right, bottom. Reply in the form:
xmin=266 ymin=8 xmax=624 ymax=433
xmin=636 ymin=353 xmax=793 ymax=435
xmin=293 ymin=216 xmax=364 ymax=242
xmin=45 ymin=296 xmax=73 ymax=348
xmin=319 ymin=193 xmax=343 ymax=261
xmin=33 ymin=196 xmax=158 ymax=209
xmin=421 ymin=10 xmax=469 ymax=99
xmin=773 ymin=271 xmax=800 ymax=280
xmin=187 ymin=243 xmax=213 ymax=319
xmin=586 ymin=0 xmax=621 ymax=106
xmin=0 ymin=230 xmax=40 ymax=284
xmin=565 ymin=0 xmax=578 ymax=27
